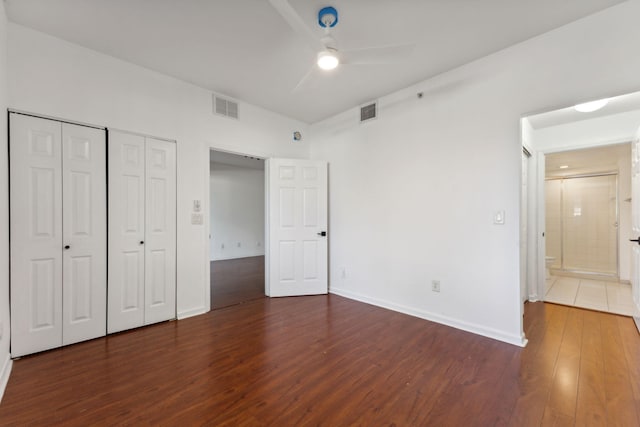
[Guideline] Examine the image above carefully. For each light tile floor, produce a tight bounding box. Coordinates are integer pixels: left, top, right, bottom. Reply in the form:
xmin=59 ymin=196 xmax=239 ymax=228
xmin=545 ymin=275 xmax=639 ymax=316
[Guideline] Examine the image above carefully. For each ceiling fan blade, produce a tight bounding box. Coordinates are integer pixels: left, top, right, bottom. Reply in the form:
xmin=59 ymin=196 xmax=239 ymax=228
xmin=293 ymin=64 xmax=319 ymax=92
xmin=341 ymin=43 xmax=415 ymax=65
xmin=269 ymin=0 xmax=325 ymax=52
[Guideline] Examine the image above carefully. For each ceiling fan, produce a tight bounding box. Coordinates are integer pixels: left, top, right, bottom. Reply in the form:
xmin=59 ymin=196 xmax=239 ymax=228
xmin=268 ymin=0 xmax=415 ymax=90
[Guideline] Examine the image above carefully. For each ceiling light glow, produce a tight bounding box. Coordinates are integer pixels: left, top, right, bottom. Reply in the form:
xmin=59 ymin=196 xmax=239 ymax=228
xmin=574 ymin=98 xmax=609 ymax=113
xmin=317 ymin=50 xmax=339 ymax=70
xmin=559 ymin=165 xmax=569 ymax=169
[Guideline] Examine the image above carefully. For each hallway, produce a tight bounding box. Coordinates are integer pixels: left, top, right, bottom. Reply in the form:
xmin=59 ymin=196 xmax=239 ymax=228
xmin=210 ymin=256 xmax=265 ymax=309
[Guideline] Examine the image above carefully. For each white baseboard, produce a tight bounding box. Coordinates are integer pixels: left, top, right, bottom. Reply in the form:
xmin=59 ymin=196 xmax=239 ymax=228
xmin=330 ymin=287 xmax=528 ymax=347
xmin=177 ymin=306 xmax=208 ymax=320
xmin=210 ymin=253 xmax=266 ymax=262
xmin=0 ymin=353 xmax=12 ymax=403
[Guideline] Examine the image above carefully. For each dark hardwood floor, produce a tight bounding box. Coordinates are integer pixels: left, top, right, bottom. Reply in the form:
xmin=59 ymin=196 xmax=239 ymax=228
xmin=1 ymin=298 xmax=639 ymax=425
xmin=211 ymin=256 xmax=265 ymax=309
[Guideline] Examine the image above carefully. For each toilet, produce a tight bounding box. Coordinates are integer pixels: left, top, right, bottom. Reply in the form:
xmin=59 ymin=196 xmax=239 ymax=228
xmin=545 ymin=256 xmax=556 ymax=279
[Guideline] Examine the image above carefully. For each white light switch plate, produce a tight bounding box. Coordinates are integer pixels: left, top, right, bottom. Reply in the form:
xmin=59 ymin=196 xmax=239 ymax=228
xmin=494 ymin=210 xmax=505 ymax=225
xmin=191 ymin=213 xmax=203 ymax=225
xmin=193 ymin=200 xmax=201 ymax=212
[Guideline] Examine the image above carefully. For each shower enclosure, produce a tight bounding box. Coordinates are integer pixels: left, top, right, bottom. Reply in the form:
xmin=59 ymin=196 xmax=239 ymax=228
xmin=545 ymin=173 xmax=618 ymax=276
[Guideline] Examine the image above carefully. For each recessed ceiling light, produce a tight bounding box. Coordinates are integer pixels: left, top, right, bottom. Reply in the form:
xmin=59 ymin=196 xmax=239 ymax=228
xmin=317 ymin=49 xmax=339 ymax=70
xmin=559 ymin=165 xmax=569 ymax=169
xmin=574 ymin=98 xmax=609 ymax=113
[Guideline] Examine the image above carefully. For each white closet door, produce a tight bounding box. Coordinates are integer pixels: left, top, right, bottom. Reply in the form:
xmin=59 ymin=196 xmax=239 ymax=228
xmin=10 ymin=114 xmax=63 ymax=357
xmin=144 ymin=138 xmax=176 ymax=325
xmin=61 ymin=123 xmax=106 ymax=345
xmin=108 ymin=132 xmax=146 ymax=333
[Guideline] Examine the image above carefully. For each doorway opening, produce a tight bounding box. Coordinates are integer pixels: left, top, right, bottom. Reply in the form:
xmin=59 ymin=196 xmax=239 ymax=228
xmin=209 ymin=150 xmax=266 ymax=309
xmin=542 ymin=145 xmax=633 ymax=315
xmin=521 ymin=91 xmax=640 ymax=320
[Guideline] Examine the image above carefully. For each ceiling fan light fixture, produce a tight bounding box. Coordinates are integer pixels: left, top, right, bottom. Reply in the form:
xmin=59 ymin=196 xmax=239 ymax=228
xmin=574 ymin=98 xmax=609 ymax=113
xmin=317 ymin=49 xmax=339 ymax=70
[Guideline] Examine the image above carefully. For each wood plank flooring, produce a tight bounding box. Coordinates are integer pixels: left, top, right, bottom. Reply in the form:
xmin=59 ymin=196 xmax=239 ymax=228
xmin=211 ymin=256 xmax=265 ymax=309
xmin=1 ymin=298 xmax=639 ymax=425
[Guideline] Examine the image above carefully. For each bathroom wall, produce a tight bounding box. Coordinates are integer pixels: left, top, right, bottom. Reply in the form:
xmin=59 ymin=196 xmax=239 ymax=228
xmin=545 ymin=180 xmax=562 ymax=269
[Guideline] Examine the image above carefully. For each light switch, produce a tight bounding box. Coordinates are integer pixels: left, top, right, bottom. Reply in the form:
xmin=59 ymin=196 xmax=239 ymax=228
xmin=193 ymin=200 xmax=201 ymax=212
xmin=191 ymin=213 xmax=203 ymax=225
xmin=493 ymin=210 xmax=505 ymax=225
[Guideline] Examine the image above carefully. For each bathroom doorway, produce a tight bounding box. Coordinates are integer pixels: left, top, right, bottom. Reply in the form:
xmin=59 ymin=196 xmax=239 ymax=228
xmin=542 ymin=144 xmax=634 ymax=315
xmin=522 ymin=91 xmax=640 ymax=319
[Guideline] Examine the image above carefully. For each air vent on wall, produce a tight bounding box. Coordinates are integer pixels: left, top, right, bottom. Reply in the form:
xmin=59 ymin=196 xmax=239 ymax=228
xmin=213 ymin=94 xmax=239 ymax=119
xmin=360 ymin=101 xmax=377 ymax=122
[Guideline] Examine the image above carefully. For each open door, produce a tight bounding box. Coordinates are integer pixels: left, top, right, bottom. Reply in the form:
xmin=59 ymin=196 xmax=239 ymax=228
xmin=266 ymin=158 xmax=328 ymax=297
xmin=631 ymin=130 xmax=640 ymax=323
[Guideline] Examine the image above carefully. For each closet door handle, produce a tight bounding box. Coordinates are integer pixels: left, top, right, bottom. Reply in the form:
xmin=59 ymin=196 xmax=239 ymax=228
xmin=140 ymin=241 xmax=144 ymax=245
xmin=630 ymin=238 xmax=640 ymax=245
xmin=64 ymin=245 xmax=70 ymax=250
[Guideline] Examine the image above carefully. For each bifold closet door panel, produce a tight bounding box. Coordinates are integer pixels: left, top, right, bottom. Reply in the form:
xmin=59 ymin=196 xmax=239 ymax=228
xmin=144 ymin=138 xmax=176 ymax=325
xmin=61 ymin=123 xmax=107 ymax=345
xmin=108 ymin=132 xmax=146 ymax=334
xmin=10 ymin=114 xmax=64 ymax=357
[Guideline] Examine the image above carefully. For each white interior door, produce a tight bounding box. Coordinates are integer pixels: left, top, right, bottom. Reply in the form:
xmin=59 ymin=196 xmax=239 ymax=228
xmin=266 ymin=158 xmax=328 ymax=297
xmin=144 ymin=138 xmax=176 ymax=325
xmin=631 ymin=132 xmax=640 ymax=314
xmin=10 ymin=114 xmax=64 ymax=357
xmin=61 ymin=123 xmax=106 ymax=345
xmin=108 ymin=131 xmax=146 ymax=333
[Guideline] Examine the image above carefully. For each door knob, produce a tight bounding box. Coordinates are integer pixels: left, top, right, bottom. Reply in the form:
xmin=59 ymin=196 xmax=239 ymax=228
xmin=64 ymin=245 xmax=70 ymax=250
xmin=630 ymin=238 xmax=640 ymax=245
xmin=317 ymin=231 xmax=327 ymax=237
xmin=140 ymin=241 xmax=144 ymax=245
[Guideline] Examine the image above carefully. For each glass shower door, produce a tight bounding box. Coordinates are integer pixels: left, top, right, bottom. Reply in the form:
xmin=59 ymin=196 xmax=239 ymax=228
xmin=562 ymin=175 xmax=617 ymax=275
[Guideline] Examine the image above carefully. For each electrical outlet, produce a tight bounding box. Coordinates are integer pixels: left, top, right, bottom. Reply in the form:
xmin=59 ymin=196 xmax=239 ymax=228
xmin=341 ymin=267 xmax=347 ymax=279
xmin=221 ymin=243 xmax=225 ymax=249
xmin=431 ymin=280 xmax=441 ymax=293
xmin=237 ymin=242 xmax=241 ymax=247
xmin=257 ymin=242 xmax=261 ymax=247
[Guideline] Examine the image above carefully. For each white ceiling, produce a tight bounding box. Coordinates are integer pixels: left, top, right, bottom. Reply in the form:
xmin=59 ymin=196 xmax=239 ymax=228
xmin=210 ymin=150 xmax=265 ymax=170
xmin=528 ymin=90 xmax=640 ymax=130
xmin=5 ymin=0 xmax=625 ymax=123
xmin=545 ymin=143 xmax=630 ymax=177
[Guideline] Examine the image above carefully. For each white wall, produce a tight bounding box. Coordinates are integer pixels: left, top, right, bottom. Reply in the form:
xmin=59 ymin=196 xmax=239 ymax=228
xmin=209 ymin=162 xmax=265 ymax=260
xmin=0 ymin=0 xmax=12 ymax=400
xmin=7 ymin=23 xmax=309 ymax=320
xmin=532 ymin=109 xmax=640 ymax=152
xmin=309 ymin=1 xmax=640 ymax=346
